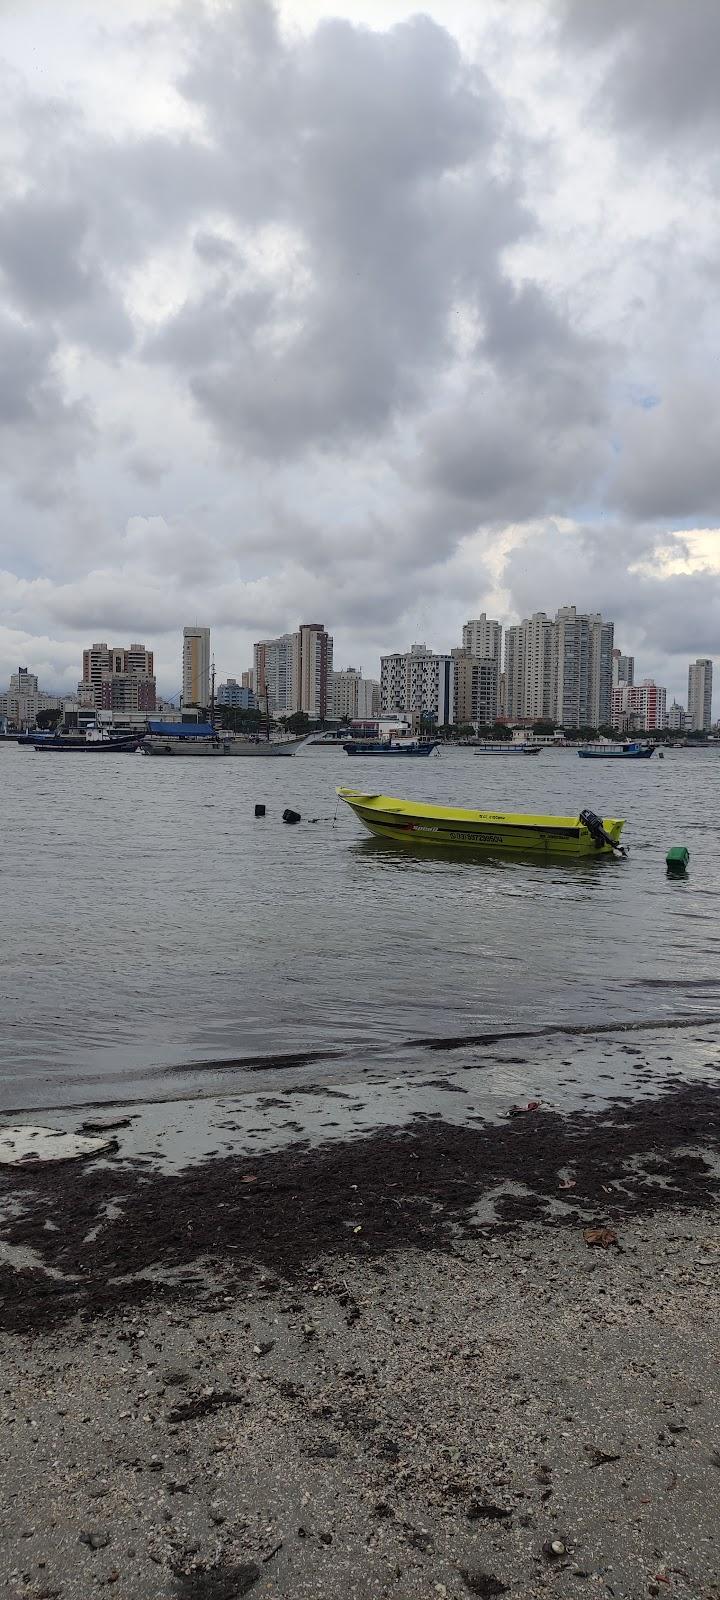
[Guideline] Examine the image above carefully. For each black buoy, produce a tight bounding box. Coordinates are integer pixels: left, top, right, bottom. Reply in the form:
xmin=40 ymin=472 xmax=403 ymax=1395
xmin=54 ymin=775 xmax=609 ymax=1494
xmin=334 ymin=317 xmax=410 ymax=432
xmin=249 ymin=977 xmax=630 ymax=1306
xmin=254 ymin=803 xmax=266 ymax=817
xmin=282 ymin=808 xmax=301 ymax=825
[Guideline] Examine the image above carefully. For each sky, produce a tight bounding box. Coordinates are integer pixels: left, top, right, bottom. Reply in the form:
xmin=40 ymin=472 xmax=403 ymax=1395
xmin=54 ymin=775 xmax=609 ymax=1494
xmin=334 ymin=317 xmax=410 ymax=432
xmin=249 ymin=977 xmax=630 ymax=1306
xmin=1 ymin=0 xmax=719 ymax=704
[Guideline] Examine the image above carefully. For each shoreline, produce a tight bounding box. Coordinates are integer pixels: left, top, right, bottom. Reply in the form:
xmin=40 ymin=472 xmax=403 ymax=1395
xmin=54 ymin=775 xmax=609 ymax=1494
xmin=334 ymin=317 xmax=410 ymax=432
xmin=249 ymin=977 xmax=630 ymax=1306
xmin=2 ymin=1064 xmax=719 ymax=1597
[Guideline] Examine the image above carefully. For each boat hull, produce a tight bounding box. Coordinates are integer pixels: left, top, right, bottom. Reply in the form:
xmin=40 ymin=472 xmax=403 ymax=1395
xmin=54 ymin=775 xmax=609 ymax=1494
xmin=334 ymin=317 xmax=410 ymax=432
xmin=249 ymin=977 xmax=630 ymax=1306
xmin=142 ymin=737 xmax=300 ymax=757
xmin=33 ymin=738 xmax=140 ymax=753
xmin=578 ymin=745 xmax=653 ymax=759
xmin=343 ymin=742 xmax=439 ymax=756
xmin=338 ymin=789 xmax=625 ymax=857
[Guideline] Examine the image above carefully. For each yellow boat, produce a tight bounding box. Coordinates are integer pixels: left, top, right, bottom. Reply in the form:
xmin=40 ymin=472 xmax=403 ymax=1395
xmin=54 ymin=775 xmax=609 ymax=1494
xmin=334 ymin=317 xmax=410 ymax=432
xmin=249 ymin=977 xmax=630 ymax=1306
xmin=337 ymin=788 xmax=626 ymax=857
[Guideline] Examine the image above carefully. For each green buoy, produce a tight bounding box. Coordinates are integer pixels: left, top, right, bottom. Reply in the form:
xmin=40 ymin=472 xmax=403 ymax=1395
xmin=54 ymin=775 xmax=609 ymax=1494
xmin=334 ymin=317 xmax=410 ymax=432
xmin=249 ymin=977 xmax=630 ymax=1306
xmin=666 ymin=846 xmax=689 ymax=874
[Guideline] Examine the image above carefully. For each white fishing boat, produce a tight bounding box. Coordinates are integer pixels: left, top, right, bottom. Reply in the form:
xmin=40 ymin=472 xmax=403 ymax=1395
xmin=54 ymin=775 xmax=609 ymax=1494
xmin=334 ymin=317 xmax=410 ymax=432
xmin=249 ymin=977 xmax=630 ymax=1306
xmin=142 ymin=722 xmax=304 ymax=757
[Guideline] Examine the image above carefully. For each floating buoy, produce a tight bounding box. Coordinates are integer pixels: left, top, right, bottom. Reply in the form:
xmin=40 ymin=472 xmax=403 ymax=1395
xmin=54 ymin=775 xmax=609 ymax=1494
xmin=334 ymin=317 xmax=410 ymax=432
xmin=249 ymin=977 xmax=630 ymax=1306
xmin=666 ymin=845 xmax=689 ymax=874
xmin=254 ymin=803 xmax=266 ymax=817
xmin=282 ymin=808 xmax=301 ymax=824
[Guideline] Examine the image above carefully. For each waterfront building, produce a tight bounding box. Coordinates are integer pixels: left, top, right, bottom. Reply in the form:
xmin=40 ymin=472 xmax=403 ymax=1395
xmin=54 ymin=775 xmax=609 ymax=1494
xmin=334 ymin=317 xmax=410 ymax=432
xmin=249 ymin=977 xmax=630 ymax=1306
xmin=380 ymin=643 xmax=455 ymax=725
xmin=0 ymin=667 xmax=61 ymax=727
xmin=612 ymin=679 xmax=666 ymax=733
xmin=502 ymin=625 xmax=525 ymax=718
xmin=333 ymin=667 xmax=362 ymax=721
xmin=182 ymin=626 xmax=210 ymax=708
xmin=254 ymin=623 xmax=333 ymax=719
xmin=461 ymin=614 xmax=502 ymax=719
xmin=612 ymin=650 xmax=635 ymax=688
xmin=81 ymin=642 xmax=156 ymax=714
xmin=297 ymin=622 xmax=334 ymax=719
xmin=667 ymin=701 xmax=687 ymax=732
xmin=356 ymin=677 xmax=380 ymax=719
xmin=254 ymin=633 xmax=297 ymax=716
xmin=241 ymin=669 xmax=254 ymax=691
xmin=461 ymin=615 xmax=502 ymax=662
xmin=554 ymin=606 xmax=613 ymax=728
xmin=687 ymin=658 xmax=713 ymax=731
xmin=500 ymin=606 xmax=614 ymax=726
xmin=217 ymin=678 xmax=256 ymax=709
xmin=452 ymin=649 xmax=499 ymax=726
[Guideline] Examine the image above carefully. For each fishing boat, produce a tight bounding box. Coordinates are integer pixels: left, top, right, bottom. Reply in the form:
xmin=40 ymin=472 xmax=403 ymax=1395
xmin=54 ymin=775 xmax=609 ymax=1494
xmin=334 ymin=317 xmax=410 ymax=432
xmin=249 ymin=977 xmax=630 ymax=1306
xmin=32 ymin=729 xmax=140 ymax=753
xmin=475 ymin=743 xmax=542 ymax=755
xmin=337 ymin=788 xmax=626 ymax=857
xmin=142 ymin=722 xmax=304 ymax=756
xmin=343 ymin=738 xmax=439 ymax=757
xmin=578 ymin=741 xmax=654 ymax=760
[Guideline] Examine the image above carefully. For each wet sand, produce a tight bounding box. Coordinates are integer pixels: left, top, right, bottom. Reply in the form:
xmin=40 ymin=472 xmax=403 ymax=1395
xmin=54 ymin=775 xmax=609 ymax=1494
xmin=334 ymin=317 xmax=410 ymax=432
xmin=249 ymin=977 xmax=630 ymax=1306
xmin=2 ymin=1042 xmax=720 ymax=1598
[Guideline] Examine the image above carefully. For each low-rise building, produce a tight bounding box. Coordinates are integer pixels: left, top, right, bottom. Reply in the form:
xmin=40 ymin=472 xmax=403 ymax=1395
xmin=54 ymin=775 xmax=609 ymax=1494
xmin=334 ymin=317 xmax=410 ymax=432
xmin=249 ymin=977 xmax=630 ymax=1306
xmin=612 ymin=679 xmax=666 ymax=732
xmin=217 ymin=678 xmax=256 ymax=709
xmin=0 ymin=668 xmax=61 ymax=727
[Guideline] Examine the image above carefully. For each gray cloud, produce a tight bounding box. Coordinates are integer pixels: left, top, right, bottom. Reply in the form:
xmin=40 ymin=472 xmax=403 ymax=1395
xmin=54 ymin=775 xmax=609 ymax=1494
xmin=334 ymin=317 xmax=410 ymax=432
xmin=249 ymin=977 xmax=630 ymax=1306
xmin=559 ymin=0 xmax=720 ymax=138
xmin=0 ymin=0 xmax=718 ymax=702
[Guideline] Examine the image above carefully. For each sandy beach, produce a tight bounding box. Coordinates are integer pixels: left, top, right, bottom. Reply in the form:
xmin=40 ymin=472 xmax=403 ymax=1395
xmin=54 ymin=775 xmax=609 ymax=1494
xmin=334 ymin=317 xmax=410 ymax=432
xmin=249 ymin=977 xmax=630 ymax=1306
xmin=2 ymin=1056 xmax=720 ymax=1600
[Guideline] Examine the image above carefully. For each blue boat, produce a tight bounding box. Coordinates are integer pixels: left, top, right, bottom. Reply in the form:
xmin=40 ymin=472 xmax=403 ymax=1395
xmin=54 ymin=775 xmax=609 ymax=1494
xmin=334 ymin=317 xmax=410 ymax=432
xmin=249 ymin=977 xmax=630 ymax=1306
xmin=578 ymin=741 xmax=654 ymax=760
xmin=343 ymin=739 xmax=439 ymax=757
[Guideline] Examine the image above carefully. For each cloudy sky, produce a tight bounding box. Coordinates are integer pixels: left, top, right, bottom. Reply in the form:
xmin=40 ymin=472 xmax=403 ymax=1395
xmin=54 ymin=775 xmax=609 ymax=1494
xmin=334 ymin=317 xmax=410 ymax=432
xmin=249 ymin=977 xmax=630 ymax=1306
xmin=1 ymin=0 xmax=719 ymax=702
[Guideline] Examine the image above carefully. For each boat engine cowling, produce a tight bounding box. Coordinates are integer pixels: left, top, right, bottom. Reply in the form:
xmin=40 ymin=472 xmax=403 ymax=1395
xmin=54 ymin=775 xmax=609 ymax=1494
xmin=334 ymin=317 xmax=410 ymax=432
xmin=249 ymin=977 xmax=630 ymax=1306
xmin=579 ymin=808 xmax=627 ymax=857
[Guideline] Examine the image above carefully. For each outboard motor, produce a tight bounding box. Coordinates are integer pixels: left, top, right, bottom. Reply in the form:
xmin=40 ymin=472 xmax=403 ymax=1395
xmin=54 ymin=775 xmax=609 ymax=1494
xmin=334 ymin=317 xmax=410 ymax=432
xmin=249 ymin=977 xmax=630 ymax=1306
xmin=579 ymin=808 xmax=627 ymax=857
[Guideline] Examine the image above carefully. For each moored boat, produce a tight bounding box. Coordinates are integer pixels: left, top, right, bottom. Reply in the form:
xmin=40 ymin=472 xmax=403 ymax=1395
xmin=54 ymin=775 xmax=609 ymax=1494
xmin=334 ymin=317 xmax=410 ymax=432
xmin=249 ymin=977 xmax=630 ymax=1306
xmin=33 ymin=731 xmax=140 ymax=753
xmin=343 ymin=738 xmax=439 ymax=757
xmin=578 ymin=741 xmax=653 ymax=760
xmin=337 ymin=788 xmax=626 ymax=856
xmin=475 ymin=743 xmax=542 ymax=755
xmin=142 ymin=721 xmax=305 ymax=756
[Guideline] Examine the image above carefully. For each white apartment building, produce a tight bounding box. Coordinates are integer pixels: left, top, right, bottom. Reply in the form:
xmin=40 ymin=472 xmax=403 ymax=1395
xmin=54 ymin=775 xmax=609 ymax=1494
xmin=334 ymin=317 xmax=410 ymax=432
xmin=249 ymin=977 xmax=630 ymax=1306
xmin=254 ymin=623 xmax=334 ymax=719
xmin=356 ymin=677 xmax=380 ymax=719
xmin=333 ymin=668 xmax=380 ymax=721
xmin=501 ymin=607 xmax=614 ymax=726
xmin=687 ymin=658 xmax=713 ymax=731
xmin=182 ymin=626 xmax=211 ymax=708
xmin=612 ymin=679 xmax=666 ymax=732
xmin=461 ymin=614 xmax=502 ymax=662
xmin=667 ymin=701 xmax=687 ymax=731
xmin=380 ymin=643 xmax=455 ymax=725
xmin=461 ymin=614 xmax=502 ymax=718
xmin=254 ymin=633 xmax=297 ymax=716
xmin=0 ymin=668 xmax=61 ymax=727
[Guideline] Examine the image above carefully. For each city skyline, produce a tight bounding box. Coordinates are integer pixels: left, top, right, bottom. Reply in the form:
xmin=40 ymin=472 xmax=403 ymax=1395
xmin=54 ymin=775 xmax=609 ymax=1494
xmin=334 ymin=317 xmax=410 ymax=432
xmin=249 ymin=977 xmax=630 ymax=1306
xmin=3 ymin=609 xmax=713 ymax=732
xmin=1 ymin=4 xmax=719 ymax=714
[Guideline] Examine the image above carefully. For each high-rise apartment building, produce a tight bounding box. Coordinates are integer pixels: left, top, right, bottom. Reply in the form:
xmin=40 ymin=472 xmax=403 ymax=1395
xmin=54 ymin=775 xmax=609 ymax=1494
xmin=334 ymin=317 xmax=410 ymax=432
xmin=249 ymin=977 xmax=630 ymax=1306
xmin=500 ymin=606 xmax=614 ymax=726
xmin=297 ymin=623 xmax=334 ymax=720
xmin=667 ymin=701 xmax=687 ymax=731
xmin=462 ymin=615 xmax=502 ymax=662
xmin=452 ymin=650 xmax=499 ymax=726
xmin=356 ymin=678 xmax=380 ymax=719
xmin=253 ymin=623 xmax=334 ymax=719
xmin=461 ymin=614 xmax=502 ymax=719
xmin=612 ymin=650 xmax=634 ymax=688
xmin=254 ymin=633 xmax=297 ymax=716
xmin=381 ymin=644 xmax=455 ymax=725
xmin=503 ymin=625 xmax=526 ymax=718
xmin=241 ymin=670 xmax=254 ymax=692
xmin=182 ymin=627 xmax=210 ymax=708
xmin=333 ymin=667 xmax=362 ymax=721
xmin=687 ymin=658 xmax=713 ymax=731
xmin=553 ymin=607 xmax=614 ymax=728
xmin=82 ymin=642 xmax=156 ymax=713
